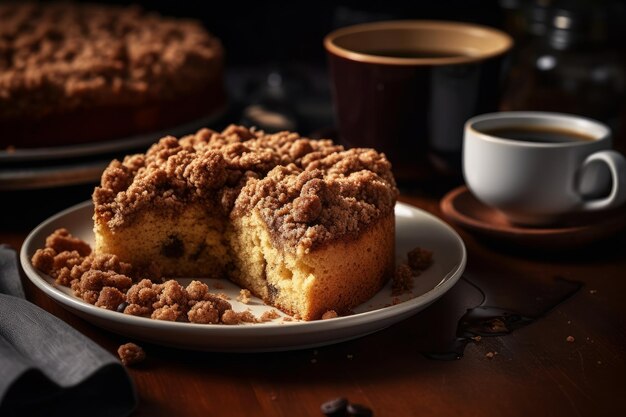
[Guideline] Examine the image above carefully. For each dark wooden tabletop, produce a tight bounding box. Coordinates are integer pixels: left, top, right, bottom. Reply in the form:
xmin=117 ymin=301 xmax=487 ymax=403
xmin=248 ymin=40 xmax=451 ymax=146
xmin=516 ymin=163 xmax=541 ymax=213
xmin=2 ymin=186 xmax=626 ymax=417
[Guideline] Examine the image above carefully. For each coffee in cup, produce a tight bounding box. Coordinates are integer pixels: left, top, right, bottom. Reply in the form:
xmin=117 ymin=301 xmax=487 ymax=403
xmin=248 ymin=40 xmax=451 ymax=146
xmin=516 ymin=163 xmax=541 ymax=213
xmin=463 ymin=111 xmax=626 ymax=225
xmin=324 ymin=20 xmax=513 ymax=183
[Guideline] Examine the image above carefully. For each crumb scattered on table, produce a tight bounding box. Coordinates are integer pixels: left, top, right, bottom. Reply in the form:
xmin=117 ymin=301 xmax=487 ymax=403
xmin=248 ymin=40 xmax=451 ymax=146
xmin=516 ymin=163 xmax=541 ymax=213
xmin=489 ymin=318 xmax=508 ymax=333
xmin=566 ymin=335 xmax=575 ymax=343
xmin=118 ymin=342 xmax=145 ymax=366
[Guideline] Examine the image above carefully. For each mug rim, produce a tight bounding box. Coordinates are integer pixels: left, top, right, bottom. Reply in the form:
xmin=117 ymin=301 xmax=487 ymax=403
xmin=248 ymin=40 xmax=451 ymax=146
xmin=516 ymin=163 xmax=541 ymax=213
xmin=323 ymin=19 xmax=513 ymax=66
xmin=465 ymin=111 xmax=611 ymax=148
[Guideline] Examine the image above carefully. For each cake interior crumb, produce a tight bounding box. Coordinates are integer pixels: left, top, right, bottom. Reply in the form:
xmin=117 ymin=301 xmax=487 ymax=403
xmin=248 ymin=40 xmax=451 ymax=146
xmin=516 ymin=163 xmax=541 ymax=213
xmin=237 ymin=289 xmax=252 ymax=304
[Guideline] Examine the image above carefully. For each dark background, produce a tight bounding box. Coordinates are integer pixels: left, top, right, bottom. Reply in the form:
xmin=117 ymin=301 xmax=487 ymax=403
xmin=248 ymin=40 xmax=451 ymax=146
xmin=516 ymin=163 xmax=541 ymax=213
xmin=102 ymin=0 xmax=626 ymax=140
xmin=99 ymin=0 xmax=507 ymax=66
xmin=114 ymin=0 xmax=514 ymax=135
xmin=17 ymin=0 xmax=626 ymax=138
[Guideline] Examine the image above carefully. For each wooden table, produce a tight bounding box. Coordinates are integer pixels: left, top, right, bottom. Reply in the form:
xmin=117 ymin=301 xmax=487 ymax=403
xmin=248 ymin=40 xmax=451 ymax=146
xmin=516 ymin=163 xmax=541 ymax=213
xmin=2 ymin=187 xmax=625 ymax=417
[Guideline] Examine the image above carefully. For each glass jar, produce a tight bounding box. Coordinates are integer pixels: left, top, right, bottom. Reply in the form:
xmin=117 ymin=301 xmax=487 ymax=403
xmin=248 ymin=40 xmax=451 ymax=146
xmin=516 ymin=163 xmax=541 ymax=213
xmin=502 ymin=0 xmax=626 ymax=140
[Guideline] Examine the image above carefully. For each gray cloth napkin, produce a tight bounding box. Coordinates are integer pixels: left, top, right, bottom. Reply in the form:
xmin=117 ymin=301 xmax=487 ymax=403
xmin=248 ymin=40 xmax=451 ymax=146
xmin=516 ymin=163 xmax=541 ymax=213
xmin=0 ymin=245 xmax=137 ymax=417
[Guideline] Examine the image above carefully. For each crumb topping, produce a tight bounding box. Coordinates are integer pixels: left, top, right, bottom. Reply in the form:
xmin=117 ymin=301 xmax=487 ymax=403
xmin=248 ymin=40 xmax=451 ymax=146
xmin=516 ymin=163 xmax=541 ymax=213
xmin=93 ymin=125 xmax=398 ymax=253
xmin=117 ymin=342 xmax=145 ymax=366
xmin=0 ymin=3 xmax=222 ymax=120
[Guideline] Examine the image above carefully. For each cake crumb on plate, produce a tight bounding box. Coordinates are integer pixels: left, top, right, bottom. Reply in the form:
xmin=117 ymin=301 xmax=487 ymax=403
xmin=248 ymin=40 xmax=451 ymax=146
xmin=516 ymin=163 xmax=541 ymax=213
xmin=322 ymin=310 xmax=338 ymax=320
xmin=237 ymin=289 xmax=252 ymax=304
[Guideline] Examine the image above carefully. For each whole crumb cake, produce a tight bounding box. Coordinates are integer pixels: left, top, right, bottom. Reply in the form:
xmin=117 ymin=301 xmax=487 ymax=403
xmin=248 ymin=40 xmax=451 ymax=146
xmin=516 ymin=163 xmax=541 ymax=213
xmin=0 ymin=2 xmax=225 ymax=148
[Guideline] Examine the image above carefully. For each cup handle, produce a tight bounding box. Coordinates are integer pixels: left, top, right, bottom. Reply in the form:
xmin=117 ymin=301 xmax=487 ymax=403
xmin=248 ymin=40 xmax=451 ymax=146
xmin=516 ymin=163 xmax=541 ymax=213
xmin=580 ymin=150 xmax=626 ymax=211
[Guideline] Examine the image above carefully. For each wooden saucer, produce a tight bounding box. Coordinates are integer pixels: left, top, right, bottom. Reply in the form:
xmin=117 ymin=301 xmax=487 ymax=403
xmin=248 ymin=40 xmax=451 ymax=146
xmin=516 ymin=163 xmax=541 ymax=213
xmin=440 ymin=186 xmax=626 ymax=249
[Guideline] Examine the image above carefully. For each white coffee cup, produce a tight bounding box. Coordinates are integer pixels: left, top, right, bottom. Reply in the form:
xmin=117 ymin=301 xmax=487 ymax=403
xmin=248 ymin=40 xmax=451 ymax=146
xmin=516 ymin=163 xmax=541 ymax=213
xmin=463 ymin=111 xmax=626 ymax=225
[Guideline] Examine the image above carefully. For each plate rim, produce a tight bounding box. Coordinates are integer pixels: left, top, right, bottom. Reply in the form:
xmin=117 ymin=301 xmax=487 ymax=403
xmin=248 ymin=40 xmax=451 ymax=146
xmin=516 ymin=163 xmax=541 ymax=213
xmin=1 ymin=106 xmax=227 ymax=163
xmin=20 ymin=200 xmax=466 ymax=346
xmin=0 ymin=160 xmax=110 ymax=191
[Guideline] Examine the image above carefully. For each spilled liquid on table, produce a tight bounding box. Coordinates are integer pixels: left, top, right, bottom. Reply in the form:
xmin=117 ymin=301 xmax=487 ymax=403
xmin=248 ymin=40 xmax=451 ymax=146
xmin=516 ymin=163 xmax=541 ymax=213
xmin=422 ymin=274 xmax=582 ymax=360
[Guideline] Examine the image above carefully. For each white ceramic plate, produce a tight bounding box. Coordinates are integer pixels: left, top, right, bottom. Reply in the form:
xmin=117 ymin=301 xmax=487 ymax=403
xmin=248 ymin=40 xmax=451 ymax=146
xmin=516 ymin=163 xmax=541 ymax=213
xmin=20 ymin=201 xmax=466 ymax=352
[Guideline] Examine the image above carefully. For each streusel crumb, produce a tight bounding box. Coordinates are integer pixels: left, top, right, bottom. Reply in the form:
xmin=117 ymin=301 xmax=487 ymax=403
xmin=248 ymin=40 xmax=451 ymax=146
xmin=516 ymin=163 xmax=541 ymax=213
xmin=153 ymin=280 xmax=188 ymax=309
xmin=93 ymin=125 xmax=398 ymax=255
xmin=186 ymin=280 xmax=210 ymax=302
xmin=407 ymin=247 xmax=433 ymax=272
xmin=392 ymin=263 xmax=414 ymax=296
xmin=322 ymin=310 xmax=338 ymax=320
xmin=31 ymin=247 xmax=56 ymax=275
xmin=118 ymin=343 xmax=145 ymax=366
xmin=390 ymin=247 xmax=435 ymax=297
xmin=151 ymin=304 xmax=184 ymax=321
xmin=187 ymin=301 xmax=220 ymax=324
xmin=45 ymin=228 xmax=92 ymax=256
xmin=485 ymin=351 xmax=498 ymax=359
xmin=221 ymin=309 xmax=258 ymax=325
xmin=73 ymin=270 xmax=133 ymax=303
xmin=95 ymin=287 xmax=126 ymax=310
xmin=260 ymin=310 xmax=281 ymax=322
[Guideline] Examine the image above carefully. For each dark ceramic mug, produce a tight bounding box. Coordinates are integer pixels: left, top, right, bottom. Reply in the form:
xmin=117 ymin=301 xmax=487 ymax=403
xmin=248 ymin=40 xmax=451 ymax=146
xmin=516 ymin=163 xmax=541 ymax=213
xmin=324 ymin=20 xmax=513 ymax=183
